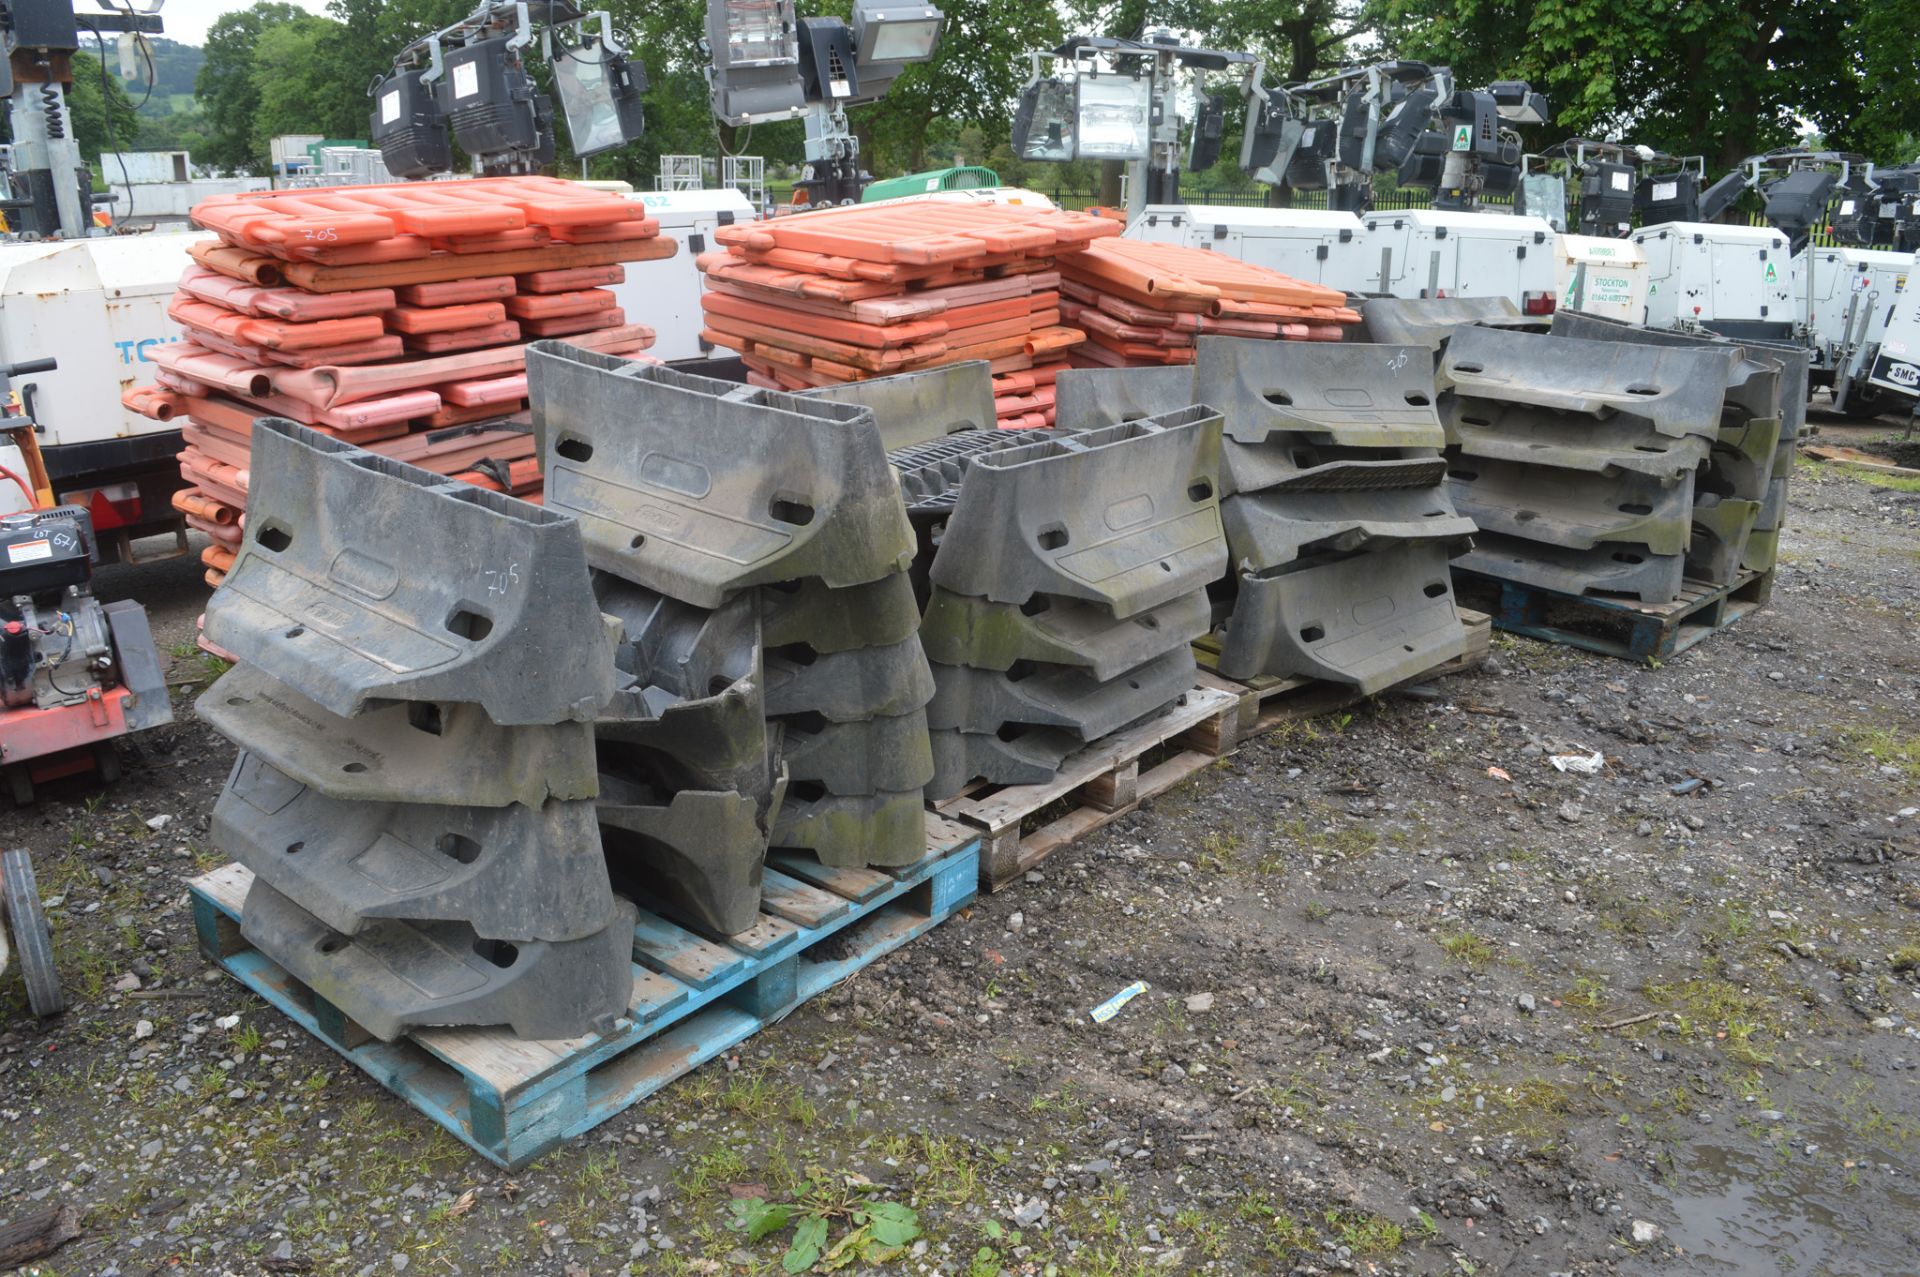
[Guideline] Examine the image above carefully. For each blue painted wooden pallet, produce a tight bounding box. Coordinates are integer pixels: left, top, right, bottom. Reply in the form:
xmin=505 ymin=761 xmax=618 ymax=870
xmin=188 ymin=815 xmax=980 ymax=1170
xmin=1454 ymin=567 xmax=1773 ymax=662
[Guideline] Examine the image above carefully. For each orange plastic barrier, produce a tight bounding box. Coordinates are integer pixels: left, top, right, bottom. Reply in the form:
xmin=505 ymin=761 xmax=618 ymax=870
xmin=518 ymin=264 xmax=625 ymax=293
xmin=396 ymin=276 xmax=517 ymax=307
xmin=385 ymin=301 xmax=510 ymax=334
xmin=402 ymin=320 xmax=524 ymax=354
xmin=191 ymin=176 xmax=656 ymax=261
xmin=503 ymin=288 xmax=617 ymax=321
xmin=517 ymin=308 xmax=627 ymax=339
xmin=280 ymin=236 xmax=676 ymax=295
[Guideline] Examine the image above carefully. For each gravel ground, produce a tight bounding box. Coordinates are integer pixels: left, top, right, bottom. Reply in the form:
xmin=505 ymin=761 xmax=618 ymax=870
xmin=2 ymin=424 xmax=1918 ymax=1277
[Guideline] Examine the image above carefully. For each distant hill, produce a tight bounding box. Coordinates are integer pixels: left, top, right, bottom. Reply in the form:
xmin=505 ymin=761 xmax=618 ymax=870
xmin=113 ymin=37 xmax=204 ymax=116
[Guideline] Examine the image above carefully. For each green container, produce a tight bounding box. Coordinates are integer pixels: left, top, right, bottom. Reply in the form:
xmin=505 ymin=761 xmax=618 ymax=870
xmin=861 ymin=166 xmax=1001 ymax=203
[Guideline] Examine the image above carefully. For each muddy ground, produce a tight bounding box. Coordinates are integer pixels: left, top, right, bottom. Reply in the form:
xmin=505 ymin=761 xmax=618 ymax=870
xmin=2 ymin=420 xmax=1918 ymax=1277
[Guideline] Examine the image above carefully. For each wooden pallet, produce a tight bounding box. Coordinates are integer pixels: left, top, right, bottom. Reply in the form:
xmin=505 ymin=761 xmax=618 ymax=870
xmin=934 ymin=685 xmax=1240 ymax=891
xmin=1453 ymin=568 xmax=1772 ymax=661
xmin=188 ymin=816 xmax=979 ymax=1170
xmin=1186 ymin=607 xmax=1494 ymax=750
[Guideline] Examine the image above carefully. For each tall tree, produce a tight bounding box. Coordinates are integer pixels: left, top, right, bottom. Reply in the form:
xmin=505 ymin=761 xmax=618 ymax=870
xmin=197 ymin=1 xmax=310 ymax=171
xmin=64 ymin=50 xmax=141 ymax=166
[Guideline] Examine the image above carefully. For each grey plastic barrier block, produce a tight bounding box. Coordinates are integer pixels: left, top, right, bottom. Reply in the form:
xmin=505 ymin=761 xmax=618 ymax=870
xmin=1191 ymin=337 xmax=1448 ymax=450
xmin=776 ymin=709 xmax=936 ymax=794
xmin=1459 ymin=531 xmax=1685 ymax=604
xmin=597 ymin=773 xmax=781 ymax=937
xmin=760 ymin=573 xmax=921 ymax=653
xmin=213 ymin=752 xmax=616 ymax=942
xmin=928 ymin=409 xmax=1228 ymax=615
xmin=919 ymin=587 xmax=1210 ymax=683
xmin=925 ymin=645 xmax=1196 ymax=740
xmin=1444 ymin=454 xmax=1695 ymax=555
xmin=1548 ymin=310 xmax=1786 ymax=429
xmin=1052 ymin=364 xmax=1198 ymax=433
xmin=239 ymin=877 xmax=637 ymax=1042
xmin=891 ymin=429 xmax=1059 ymax=513
xmin=205 ymin=419 xmax=614 ymax=726
xmin=593 ymin=580 xmax=775 ymax=803
xmin=1220 ymin=486 xmax=1476 ymax=572
xmin=763 ymin=635 xmax=936 ymax=722
xmin=1441 ymin=326 xmax=1737 ymax=441
xmin=1702 ymin=415 xmax=1784 ymax=503
xmin=926 ymin=725 xmax=1086 ymax=798
xmin=531 ymin=344 xmax=914 ymax=607
xmin=797 ymin=361 xmax=1000 ymax=449
xmin=1217 ymin=542 xmax=1467 ymax=692
xmin=101 ymin=599 xmax=175 ymax=733
xmin=199 ymin=664 xmax=598 ymax=807
xmin=1362 ymin=296 xmax=1539 ymax=352
xmin=770 ymin=786 xmax=928 ymax=868
xmin=1687 ymin=495 xmax=1762 ymax=585
xmin=1445 ymin=406 xmax=1715 ymax=478
xmin=1221 ymin=450 xmax=1447 ymax=498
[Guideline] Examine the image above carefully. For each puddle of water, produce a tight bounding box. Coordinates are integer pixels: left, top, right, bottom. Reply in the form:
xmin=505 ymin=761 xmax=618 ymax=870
xmin=1646 ymin=1126 xmax=1920 ymax=1276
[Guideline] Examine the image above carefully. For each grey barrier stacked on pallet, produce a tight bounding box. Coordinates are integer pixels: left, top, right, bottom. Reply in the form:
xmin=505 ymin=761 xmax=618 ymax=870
xmin=199 ymin=421 xmax=636 ymax=1042
xmin=531 ymin=344 xmax=937 ymax=876
xmin=1362 ymin=296 xmax=1549 ymax=391
xmin=887 ymin=411 xmax=1228 ymax=798
xmin=1547 ymin=310 xmax=1806 ymax=575
xmin=1437 ymin=325 xmax=1751 ymax=603
xmin=1053 ymin=338 xmax=1475 ymax=695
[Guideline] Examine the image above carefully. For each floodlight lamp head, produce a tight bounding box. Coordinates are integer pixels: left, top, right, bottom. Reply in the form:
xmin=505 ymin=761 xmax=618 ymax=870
xmin=851 ymin=0 xmax=942 ymax=64
xmin=1488 ymin=80 xmax=1547 ymax=125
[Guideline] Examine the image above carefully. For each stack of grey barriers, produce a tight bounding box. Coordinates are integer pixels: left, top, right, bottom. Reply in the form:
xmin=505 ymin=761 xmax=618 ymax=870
xmin=1051 ymin=336 xmax=1476 ymax=695
xmin=199 ymin=419 xmax=637 ymax=1042
xmin=1435 ymin=317 xmax=1794 ymax=603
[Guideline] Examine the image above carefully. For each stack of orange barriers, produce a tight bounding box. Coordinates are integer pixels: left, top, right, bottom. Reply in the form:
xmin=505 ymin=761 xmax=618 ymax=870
xmin=121 ymin=177 xmax=673 ymax=587
xmin=695 ymin=202 xmax=1120 ymax=428
xmin=1058 ymin=237 xmax=1362 ymax=368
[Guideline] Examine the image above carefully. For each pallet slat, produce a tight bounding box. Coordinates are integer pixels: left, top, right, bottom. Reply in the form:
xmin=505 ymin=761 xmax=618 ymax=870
xmin=189 ymin=832 xmax=979 ymax=1170
xmin=1456 ymin=569 xmax=1770 ymax=661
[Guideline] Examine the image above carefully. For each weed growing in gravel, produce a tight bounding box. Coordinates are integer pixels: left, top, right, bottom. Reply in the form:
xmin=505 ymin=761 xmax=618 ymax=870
xmin=1561 ymin=973 xmax=1610 ymax=1011
xmin=1437 ymin=929 xmax=1496 ymax=966
xmin=1843 ymin=724 xmax=1920 ymax=779
xmin=1324 ymin=1207 xmax=1404 ymax=1254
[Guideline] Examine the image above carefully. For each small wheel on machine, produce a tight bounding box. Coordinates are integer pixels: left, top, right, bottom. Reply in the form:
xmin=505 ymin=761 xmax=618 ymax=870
xmin=94 ymin=744 xmax=122 ymax=785
xmin=1 ymin=848 xmax=64 ymax=1018
xmin=4 ymin=764 xmax=32 ymax=807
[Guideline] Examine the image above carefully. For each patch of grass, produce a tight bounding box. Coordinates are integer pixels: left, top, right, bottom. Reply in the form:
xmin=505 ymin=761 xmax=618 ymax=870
xmin=1437 ymin=929 xmax=1496 ymax=967
xmin=1890 ymin=944 xmax=1920 ymax=972
xmin=1324 ymin=1208 xmax=1404 ymax=1255
xmin=1834 ymin=462 xmax=1920 ymax=493
xmin=1843 ymin=724 xmax=1920 ymax=779
xmin=1561 ymin=973 xmax=1609 ymax=1011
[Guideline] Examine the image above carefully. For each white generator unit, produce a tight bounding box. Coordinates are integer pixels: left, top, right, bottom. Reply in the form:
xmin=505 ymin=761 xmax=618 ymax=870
xmin=1629 ymin=222 xmax=1793 ymax=338
xmin=1124 ymin=205 xmax=1369 ymax=289
xmin=1864 ymin=289 xmax=1920 ymax=405
xmin=0 ymin=233 xmax=206 ymax=545
xmin=1554 ymin=234 xmax=1649 ymax=323
xmin=1793 ymin=245 xmax=1910 ymax=384
xmin=1355 ymin=209 xmax=1559 ymax=308
xmin=615 ymin=187 xmax=757 ymax=363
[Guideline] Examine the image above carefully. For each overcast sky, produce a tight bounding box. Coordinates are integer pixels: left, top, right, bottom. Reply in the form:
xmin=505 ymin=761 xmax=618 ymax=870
xmin=85 ymin=0 xmax=334 ymax=47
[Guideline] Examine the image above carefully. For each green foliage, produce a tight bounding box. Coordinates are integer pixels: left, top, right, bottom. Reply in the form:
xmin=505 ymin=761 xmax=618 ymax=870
xmin=731 ymin=1179 xmax=922 ymax=1273
xmin=64 ymin=51 xmax=141 ymax=163
xmin=1374 ymin=0 xmax=1920 ymax=169
xmin=198 ymin=2 xmax=312 ymax=170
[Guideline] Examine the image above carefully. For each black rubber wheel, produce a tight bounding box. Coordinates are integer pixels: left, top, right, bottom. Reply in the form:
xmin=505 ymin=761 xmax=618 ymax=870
xmin=1840 ymin=386 xmax=1891 ymax=420
xmin=4 ymin=764 xmax=32 ymax=807
xmin=2 ymin=848 xmax=64 ymax=1017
